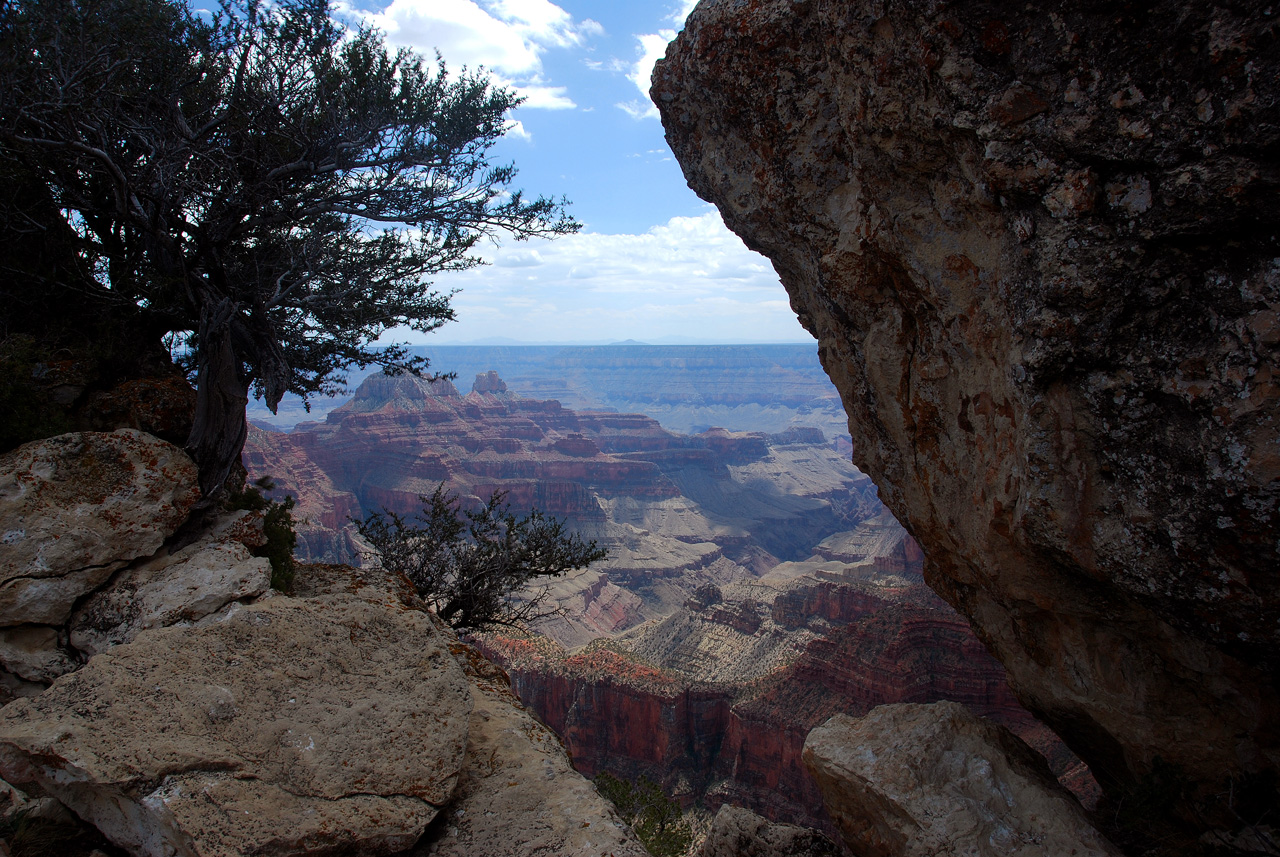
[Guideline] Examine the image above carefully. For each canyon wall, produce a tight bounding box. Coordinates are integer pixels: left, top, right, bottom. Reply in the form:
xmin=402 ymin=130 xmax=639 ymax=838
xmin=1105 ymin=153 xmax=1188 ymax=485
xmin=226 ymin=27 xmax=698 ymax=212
xmin=243 ymin=370 xmax=882 ymax=645
xmin=482 ymin=566 xmax=1087 ymax=834
xmin=655 ymin=0 xmax=1279 ymax=822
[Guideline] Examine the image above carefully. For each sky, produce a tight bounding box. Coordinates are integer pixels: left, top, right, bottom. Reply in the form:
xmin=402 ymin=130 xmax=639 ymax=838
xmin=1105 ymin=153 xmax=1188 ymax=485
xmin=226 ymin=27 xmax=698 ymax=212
xmin=338 ymin=0 xmax=812 ymax=345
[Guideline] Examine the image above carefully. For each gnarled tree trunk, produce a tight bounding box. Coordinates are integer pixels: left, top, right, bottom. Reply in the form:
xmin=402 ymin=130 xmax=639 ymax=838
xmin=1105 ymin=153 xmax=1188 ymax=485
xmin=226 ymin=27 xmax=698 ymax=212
xmin=185 ymin=299 xmax=249 ymax=505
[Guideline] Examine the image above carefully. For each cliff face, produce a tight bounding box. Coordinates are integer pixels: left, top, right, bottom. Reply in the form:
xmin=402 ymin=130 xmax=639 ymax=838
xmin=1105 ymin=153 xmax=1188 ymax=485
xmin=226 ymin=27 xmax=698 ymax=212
xmin=482 ymin=563 xmax=1087 ymax=833
xmin=655 ymin=0 xmax=1279 ymax=819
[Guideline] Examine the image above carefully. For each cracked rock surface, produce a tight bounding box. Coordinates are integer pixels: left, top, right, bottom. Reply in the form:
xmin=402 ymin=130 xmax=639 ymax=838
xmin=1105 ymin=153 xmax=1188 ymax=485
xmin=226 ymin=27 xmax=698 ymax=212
xmin=803 ymin=702 xmax=1119 ymax=857
xmin=0 ymin=429 xmax=200 ymax=626
xmin=0 ymin=590 xmax=472 ymax=856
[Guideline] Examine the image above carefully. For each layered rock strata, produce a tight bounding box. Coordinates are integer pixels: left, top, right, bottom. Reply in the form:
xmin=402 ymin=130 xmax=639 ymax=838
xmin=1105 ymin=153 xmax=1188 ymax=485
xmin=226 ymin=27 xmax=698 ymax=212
xmin=243 ymin=371 xmax=882 ymax=643
xmin=656 ymin=0 xmax=1280 ymax=818
xmin=481 ymin=568 xmax=1078 ymax=833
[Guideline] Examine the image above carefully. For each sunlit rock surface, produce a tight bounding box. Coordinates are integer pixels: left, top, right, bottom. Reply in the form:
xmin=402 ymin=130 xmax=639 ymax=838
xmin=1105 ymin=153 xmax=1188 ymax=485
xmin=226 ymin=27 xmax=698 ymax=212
xmin=0 ymin=429 xmax=199 ymax=626
xmin=0 ymin=591 xmax=473 ymax=857
xmin=656 ymin=0 xmax=1279 ymax=818
xmin=697 ymin=804 xmax=839 ymax=857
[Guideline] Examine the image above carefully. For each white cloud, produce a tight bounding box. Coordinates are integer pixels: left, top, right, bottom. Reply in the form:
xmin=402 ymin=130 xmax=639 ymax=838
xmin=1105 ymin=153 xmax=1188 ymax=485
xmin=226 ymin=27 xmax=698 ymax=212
xmin=408 ymin=210 xmax=813 ymax=344
xmin=617 ymin=31 xmax=675 ymax=120
xmin=669 ymin=0 xmax=698 ymax=26
xmin=366 ymin=0 xmax=598 ymax=112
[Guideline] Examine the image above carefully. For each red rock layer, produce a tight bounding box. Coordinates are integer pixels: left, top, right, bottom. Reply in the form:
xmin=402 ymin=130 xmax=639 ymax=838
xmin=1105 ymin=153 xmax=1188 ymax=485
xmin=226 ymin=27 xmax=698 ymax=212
xmin=481 ymin=588 xmax=1092 ymax=832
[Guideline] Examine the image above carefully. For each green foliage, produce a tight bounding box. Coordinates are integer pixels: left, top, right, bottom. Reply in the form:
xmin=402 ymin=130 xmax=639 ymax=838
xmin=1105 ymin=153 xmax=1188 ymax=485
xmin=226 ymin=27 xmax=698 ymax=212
xmin=594 ymin=772 xmax=693 ymax=857
xmin=1 ymin=0 xmax=579 ymax=497
xmin=356 ymin=486 xmax=606 ymax=631
xmin=227 ymin=477 xmax=298 ymax=593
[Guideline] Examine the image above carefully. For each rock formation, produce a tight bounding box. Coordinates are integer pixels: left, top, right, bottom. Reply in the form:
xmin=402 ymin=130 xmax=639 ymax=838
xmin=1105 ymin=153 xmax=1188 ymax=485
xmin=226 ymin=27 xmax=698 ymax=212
xmin=697 ymin=804 xmax=839 ymax=857
xmin=0 ymin=430 xmax=649 ymax=856
xmin=655 ymin=0 xmax=1280 ymax=823
xmin=242 ymin=370 xmax=882 ymax=645
xmin=804 ymin=702 xmax=1121 ymax=857
xmin=0 ymin=430 xmax=272 ymax=701
xmin=480 ymin=540 xmax=1092 ymax=834
xmin=0 ymin=591 xmax=472 ymax=856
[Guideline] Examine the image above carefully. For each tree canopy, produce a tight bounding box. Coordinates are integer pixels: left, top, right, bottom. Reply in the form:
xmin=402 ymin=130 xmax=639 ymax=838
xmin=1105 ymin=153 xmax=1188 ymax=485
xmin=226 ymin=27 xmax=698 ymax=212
xmin=0 ymin=0 xmax=578 ymax=499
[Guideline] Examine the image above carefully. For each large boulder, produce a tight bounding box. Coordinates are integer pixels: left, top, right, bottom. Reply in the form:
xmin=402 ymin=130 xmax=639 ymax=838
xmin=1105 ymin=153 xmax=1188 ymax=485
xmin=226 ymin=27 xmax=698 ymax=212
xmin=655 ymin=0 xmax=1280 ymax=822
xmin=0 ymin=591 xmax=472 ymax=857
xmin=0 ymin=429 xmax=200 ymax=626
xmin=803 ymin=702 xmax=1119 ymax=857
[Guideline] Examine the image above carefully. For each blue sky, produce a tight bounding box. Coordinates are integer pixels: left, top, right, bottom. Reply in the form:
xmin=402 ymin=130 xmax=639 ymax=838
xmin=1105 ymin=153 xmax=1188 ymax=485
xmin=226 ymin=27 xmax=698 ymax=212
xmin=338 ymin=0 xmax=813 ymax=345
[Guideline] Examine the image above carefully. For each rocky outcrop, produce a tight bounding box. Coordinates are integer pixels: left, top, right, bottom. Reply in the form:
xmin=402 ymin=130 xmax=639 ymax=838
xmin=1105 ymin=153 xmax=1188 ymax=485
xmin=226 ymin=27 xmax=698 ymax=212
xmin=68 ymin=512 xmax=271 ymax=656
xmin=481 ymin=570 xmax=1085 ymax=834
xmin=697 ymin=805 xmax=838 ymax=857
xmin=0 ymin=429 xmax=200 ymax=627
xmin=656 ymin=0 xmax=1280 ymax=820
xmin=0 ymin=429 xmax=648 ymax=856
xmin=0 ymin=589 xmax=472 ymax=856
xmin=0 ymin=431 xmax=273 ymax=699
xmin=804 ymin=703 xmax=1119 ymax=857
xmin=412 ymin=645 xmax=648 ymax=857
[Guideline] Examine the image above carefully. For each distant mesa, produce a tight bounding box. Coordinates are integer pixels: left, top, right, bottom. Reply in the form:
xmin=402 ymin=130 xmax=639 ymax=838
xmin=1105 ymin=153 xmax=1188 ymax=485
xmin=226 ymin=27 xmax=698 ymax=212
xmin=471 ymin=371 xmax=509 ymax=396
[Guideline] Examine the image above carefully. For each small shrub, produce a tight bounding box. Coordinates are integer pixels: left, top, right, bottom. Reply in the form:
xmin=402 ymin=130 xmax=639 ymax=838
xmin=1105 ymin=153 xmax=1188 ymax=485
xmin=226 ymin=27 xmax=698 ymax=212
xmin=356 ymin=486 xmax=605 ymax=631
xmin=227 ymin=477 xmax=298 ymax=593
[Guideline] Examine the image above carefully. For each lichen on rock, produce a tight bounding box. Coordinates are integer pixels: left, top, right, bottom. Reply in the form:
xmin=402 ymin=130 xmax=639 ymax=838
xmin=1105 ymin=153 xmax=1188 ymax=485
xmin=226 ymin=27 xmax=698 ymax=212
xmin=655 ymin=0 xmax=1280 ymax=826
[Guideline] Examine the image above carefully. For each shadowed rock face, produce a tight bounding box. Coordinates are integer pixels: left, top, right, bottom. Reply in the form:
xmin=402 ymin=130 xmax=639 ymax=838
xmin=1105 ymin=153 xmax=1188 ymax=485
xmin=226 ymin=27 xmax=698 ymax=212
xmin=655 ymin=0 xmax=1279 ymax=819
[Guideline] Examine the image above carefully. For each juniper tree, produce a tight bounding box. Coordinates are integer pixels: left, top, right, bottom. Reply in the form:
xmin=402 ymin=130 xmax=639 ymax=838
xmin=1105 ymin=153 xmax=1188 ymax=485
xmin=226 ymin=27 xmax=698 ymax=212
xmin=0 ymin=0 xmax=577 ymax=500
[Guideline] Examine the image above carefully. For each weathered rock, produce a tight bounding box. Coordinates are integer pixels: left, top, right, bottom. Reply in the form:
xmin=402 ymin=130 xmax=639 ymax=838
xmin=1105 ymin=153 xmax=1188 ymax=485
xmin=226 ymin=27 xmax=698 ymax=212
xmin=698 ymin=805 xmax=839 ymax=857
xmin=413 ymin=646 xmax=649 ymax=857
xmin=0 ymin=592 xmax=471 ymax=857
xmin=0 ymin=625 xmax=75 ymax=683
xmin=0 ymin=430 xmax=199 ymax=626
xmin=69 ymin=512 xmax=272 ymax=657
xmin=803 ymin=702 xmax=1119 ymax=857
xmin=656 ymin=0 xmax=1280 ymax=819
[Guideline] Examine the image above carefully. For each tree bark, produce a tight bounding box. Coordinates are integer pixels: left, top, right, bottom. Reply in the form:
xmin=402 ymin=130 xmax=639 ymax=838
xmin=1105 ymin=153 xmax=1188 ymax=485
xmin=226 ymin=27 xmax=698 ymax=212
xmin=185 ymin=299 xmax=248 ymax=505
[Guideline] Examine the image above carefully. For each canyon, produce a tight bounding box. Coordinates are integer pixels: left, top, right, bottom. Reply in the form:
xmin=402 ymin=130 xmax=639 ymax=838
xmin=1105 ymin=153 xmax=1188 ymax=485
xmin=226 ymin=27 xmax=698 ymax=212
xmin=246 ymin=343 xmax=851 ymax=444
xmin=243 ymin=368 xmax=1094 ymax=837
xmin=655 ymin=0 xmax=1280 ymax=834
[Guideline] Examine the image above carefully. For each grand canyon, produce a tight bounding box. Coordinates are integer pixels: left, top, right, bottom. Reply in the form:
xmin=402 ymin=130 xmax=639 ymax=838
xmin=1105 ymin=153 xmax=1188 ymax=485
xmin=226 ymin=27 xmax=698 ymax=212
xmin=243 ymin=365 xmax=1095 ymax=836
xmin=0 ymin=0 xmax=1274 ymax=855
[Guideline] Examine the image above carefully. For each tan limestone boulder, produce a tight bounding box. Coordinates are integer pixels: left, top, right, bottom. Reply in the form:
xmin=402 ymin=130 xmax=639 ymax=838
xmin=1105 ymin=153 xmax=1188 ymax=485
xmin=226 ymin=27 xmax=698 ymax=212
xmin=414 ymin=645 xmax=649 ymax=857
xmin=697 ymin=805 xmax=839 ymax=857
xmin=803 ymin=702 xmax=1119 ymax=857
xmin=69 ymin=511 xmax=272 ymax=657
xmin=0 ymin=430 xmax=199 ymax=626
xmin=0 ymin=591 xmax=471 ymax=857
